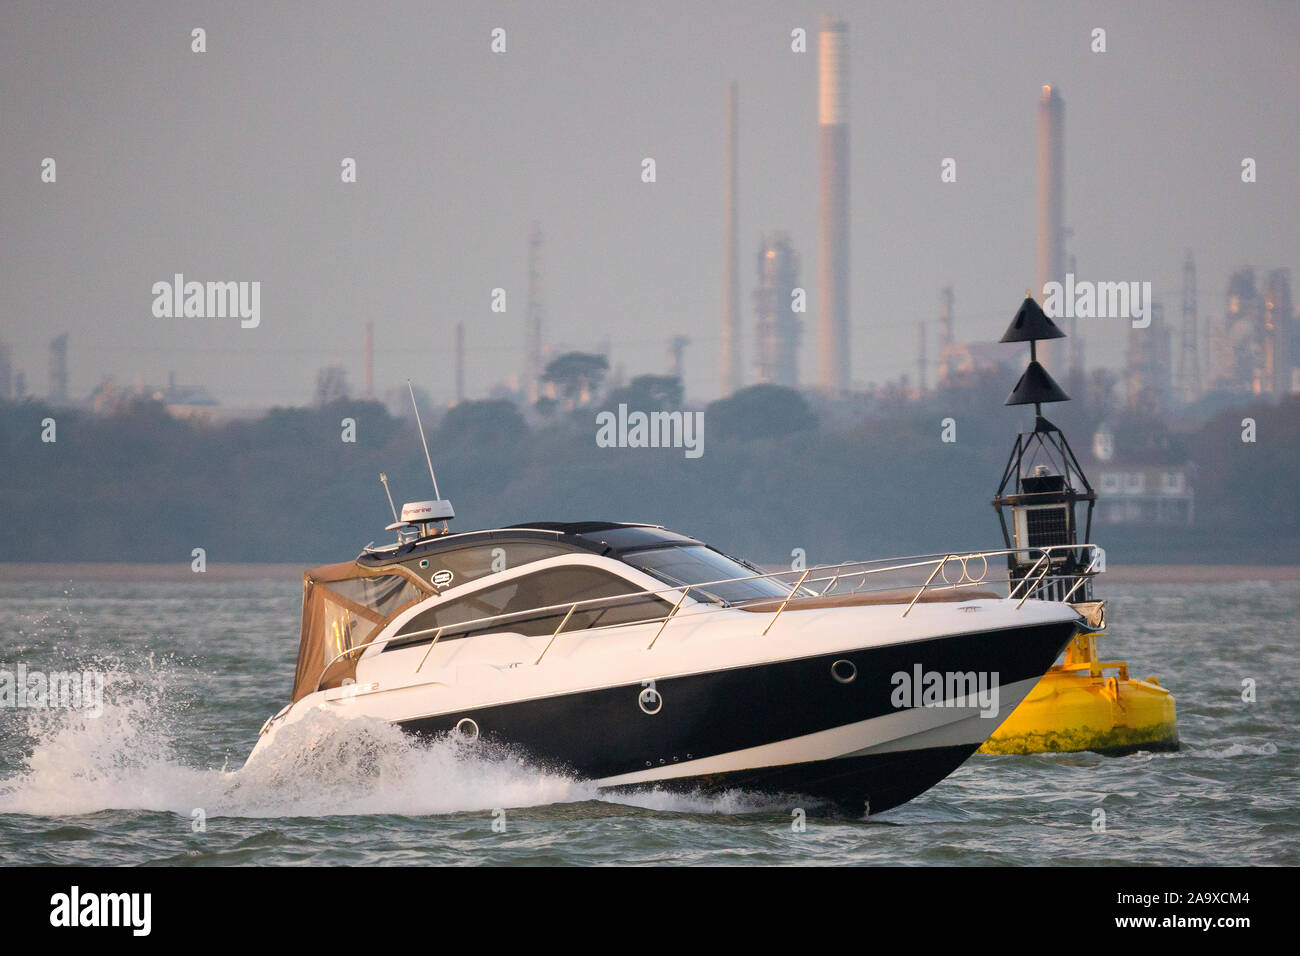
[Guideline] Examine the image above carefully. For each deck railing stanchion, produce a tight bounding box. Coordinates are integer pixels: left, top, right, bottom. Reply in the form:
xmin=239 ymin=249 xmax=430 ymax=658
xmin=415 ymin=626 xmax=445 ymax=673
xmin=902 ymin=555 xmax=950 ymax=618
xmin=647 ymin=587 xmax=690 ymax=650
xmin=762 ymin=568 xmax=811 ymax=636
xmin=534 ymin=604 xmax=578 ymax=665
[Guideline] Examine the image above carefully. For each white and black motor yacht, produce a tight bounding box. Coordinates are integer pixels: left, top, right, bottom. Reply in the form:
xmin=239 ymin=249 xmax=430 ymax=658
xmin=250 ymin=506 xmax=1094 ymax=815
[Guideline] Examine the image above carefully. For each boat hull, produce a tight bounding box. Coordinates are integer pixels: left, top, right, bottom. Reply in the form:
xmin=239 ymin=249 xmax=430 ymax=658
xmin=396 ymin=618 xmax=1076 ymax=814
xmin=600 ymin=743 xmax=980 ymax=816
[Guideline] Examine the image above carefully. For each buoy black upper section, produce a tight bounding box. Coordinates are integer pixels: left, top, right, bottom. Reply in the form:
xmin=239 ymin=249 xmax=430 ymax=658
xmin=1005 ymin=360 xmax=1071 ymax=406
xmin=1000 ymin=296 xmax=1066 ymax=343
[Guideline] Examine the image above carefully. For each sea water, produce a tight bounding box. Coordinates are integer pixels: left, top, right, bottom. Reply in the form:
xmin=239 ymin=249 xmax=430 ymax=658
xmin=1 ymin=573 xmax=1295 ymax=865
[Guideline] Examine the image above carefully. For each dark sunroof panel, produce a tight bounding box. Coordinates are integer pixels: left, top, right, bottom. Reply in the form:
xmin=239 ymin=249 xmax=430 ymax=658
xmin=505 ymin=521 xmax=651 ymax=535
xmin=572 ymin=525 xmax=702 ymax=554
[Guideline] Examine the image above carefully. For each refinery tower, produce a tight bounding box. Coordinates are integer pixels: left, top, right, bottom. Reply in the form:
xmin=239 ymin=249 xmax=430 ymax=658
xmin=1036 ymin=85 xmax=1066 ymax=371
xmin=818 ymin=16 xmax=851 ymax=395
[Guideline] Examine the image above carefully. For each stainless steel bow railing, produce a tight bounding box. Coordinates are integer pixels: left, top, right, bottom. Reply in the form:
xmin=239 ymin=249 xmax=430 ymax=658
xmin=313 ymin=543 xmax=1104 ymax=692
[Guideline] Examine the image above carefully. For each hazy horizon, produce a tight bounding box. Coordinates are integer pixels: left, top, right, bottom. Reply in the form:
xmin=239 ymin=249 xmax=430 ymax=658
xmin=3 ymin=0 xmax=1297 ymax=407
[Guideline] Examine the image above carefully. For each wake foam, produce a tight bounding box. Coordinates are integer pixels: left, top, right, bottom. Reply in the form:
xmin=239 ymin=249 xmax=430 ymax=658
xmin=0 ymin=664 xmax=770 ymax=819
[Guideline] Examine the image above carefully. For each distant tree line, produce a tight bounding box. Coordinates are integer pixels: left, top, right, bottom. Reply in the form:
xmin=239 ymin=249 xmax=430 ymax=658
xmin=1 ymin=380 xmax=1295 ymax=565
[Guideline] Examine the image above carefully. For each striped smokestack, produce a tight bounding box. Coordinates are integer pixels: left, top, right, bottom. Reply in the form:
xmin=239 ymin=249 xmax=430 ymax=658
xmin=818 ymin=16 xmax=850 ymax=395
xmin=720 ymin=81 xmax=741 ymax=397
xmin=1036 ymin=84 xmax=1065 ymax=370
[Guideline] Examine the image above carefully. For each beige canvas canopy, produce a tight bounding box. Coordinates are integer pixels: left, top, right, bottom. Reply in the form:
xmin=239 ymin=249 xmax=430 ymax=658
xmin=291 ymin=560 xmax=431 ymax=702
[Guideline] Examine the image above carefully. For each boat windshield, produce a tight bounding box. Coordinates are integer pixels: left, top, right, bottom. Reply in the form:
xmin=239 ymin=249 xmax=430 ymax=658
xmin=622 ymin=545 xmax=793 ymax=604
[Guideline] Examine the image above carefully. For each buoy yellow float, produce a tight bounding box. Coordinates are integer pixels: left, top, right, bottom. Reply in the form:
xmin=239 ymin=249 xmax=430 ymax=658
xmin=981 ymin=621 xmax=1178 ymax=755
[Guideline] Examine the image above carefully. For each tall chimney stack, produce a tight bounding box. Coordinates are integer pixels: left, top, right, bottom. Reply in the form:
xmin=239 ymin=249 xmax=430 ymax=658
xmin=526 ymin=223 xmax=544 ymax=403
xmin=1036 ymin=84 xmax=1065 ymax=370
xmin=818 ymin=16 xmax=851 ymax=395
xmin=939 ymin=285 xmax=954 ymax=348
xmin=455 ymin=321 xmax=465 ymax=405
xmin=918 ymin=321 xmax=927 ymax=393
xmin=363 ymin=320 xmax=374 ymax=399
xmin=720 ymin=81 xmax=741 ymax=397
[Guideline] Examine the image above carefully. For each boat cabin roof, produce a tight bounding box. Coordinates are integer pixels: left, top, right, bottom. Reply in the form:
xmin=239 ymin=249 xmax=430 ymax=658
xmin=356 ymin=521 xmax=703 ymax=569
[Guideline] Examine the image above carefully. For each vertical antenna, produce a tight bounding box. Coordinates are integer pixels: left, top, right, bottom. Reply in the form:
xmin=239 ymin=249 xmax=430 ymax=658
xmin=379 ymin=473 xmax=398 ymax=523
xmin=407 ymin=380 xmax=442 ymax=501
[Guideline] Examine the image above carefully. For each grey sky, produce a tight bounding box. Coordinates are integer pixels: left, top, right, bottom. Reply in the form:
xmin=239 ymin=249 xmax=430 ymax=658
xmin=2 ymin=0 xmax=1297 ymax=406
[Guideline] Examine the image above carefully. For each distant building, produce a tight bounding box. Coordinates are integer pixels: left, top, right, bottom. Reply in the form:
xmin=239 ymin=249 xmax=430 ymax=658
xmin=49 ymin=333 xmax=68 ymax=404
xmin=752 ymin=233 xmax=801 ymax=387
xmin=85 ymin=373 xmax=254 ymax=421
xmin=1096 ymin=465 xmax=1194 ymax=525
xmin=148 ymin=372 xmax=216 ymax=407
xmin=929 ymin=286 xmax=1017 ymax=393
xmin=165 ymin=404 xmax=264 ymax=425
xmin=1126 ymin=302 xmax=1173 ymax=413
xmin=89 ymin=376 xmax=123 ymax=415
xmin=314 ymin=363 xmax=350 ymax=405
xmin=1215 ymin=267 xmax=1296 ymax=396
xmin=1265 ymin=269 xmax=1296 ymax=394
xmin=937 ymin=342 xmax=1007 ymax=388
xmin=1088 ymin=422 xmax=1193 ymax=525
xmin=153 ymin=374 xmax=227 ymax=420
xmin=1092 ymin=421 xmax=1115 ymax=461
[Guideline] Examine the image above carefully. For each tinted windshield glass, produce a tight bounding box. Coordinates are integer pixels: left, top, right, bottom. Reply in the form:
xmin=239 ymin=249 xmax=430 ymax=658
xmin=622 ymin=545 xmax=791 ymax=604
xmin=389 ymin=566 xmax=671 ymax=648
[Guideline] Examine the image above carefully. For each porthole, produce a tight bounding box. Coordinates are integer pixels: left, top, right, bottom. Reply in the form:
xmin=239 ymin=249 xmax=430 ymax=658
xmin=638 ymin=686 xmax=663 ymax=715
xmin=455 ymin=717 xmax=480 ymax=740
xmin=831 ymin=659 xmax=857 ymax=684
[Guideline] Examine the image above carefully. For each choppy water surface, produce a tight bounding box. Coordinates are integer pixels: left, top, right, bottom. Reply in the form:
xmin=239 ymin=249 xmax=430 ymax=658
xmin=1 ymin=573 xmax=1295 ymax=865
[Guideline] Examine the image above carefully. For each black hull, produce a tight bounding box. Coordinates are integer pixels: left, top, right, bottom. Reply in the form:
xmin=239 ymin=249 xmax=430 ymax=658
xmin=600 ymin=744 xmax=981 ymax=817
xmin=398 ymin=619 xmax=1075 ymax=813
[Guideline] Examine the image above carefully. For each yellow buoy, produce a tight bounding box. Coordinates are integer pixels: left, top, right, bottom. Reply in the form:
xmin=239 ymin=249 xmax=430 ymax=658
xmin=980 ymin=629 xmax=1178 ymax=755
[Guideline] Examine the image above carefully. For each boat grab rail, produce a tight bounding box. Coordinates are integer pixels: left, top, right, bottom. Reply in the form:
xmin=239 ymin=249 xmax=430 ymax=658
xmin=312 ymin=543 xmax=1103 ymax=692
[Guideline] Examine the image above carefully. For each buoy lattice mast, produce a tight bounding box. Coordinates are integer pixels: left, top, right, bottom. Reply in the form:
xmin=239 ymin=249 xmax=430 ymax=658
xmin=992 ymin=295 xmax=1098 ymax=604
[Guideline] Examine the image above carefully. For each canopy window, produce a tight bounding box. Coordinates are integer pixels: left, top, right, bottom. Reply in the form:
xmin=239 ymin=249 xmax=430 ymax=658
xmin=292 ymin=561 xmax=431 ymax=702
xmin=386 ymin=566 xmax=672 ymax=651
xmin=406 ymin=540 xmax=576 ymax=591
